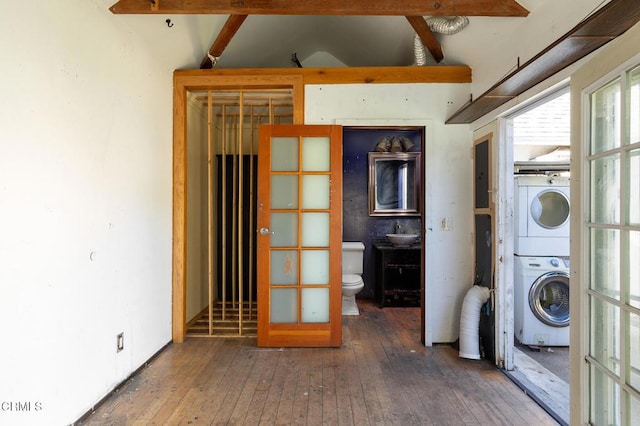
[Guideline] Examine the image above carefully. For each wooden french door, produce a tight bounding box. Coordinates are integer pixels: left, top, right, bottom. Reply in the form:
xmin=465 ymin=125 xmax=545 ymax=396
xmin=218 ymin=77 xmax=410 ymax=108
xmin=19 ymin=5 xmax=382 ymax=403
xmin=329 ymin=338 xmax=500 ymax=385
xmin=256 ymin=124 xmax=343 ymax=347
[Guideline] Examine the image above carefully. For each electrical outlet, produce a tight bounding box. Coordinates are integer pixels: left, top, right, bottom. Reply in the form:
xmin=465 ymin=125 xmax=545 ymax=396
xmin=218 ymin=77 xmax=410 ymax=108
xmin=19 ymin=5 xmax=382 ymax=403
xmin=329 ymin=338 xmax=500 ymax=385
xmin=116 ymin=333 xmax=124 ymax=352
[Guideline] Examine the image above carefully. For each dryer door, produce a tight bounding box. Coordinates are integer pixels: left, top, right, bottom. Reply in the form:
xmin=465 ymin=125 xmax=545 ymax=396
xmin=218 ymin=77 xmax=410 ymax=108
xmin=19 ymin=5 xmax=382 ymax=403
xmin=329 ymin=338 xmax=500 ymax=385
xmin=528 ymin=187 xmax=570 ymax=237
xmin=528 ymin=271 xmax=570 ymax=327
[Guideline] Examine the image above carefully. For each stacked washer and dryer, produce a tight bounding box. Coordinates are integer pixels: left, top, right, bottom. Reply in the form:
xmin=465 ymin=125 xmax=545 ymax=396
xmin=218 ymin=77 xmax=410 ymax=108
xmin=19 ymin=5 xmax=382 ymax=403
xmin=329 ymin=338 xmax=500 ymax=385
xmin=514 ymin=175 xmax=571 ymax=346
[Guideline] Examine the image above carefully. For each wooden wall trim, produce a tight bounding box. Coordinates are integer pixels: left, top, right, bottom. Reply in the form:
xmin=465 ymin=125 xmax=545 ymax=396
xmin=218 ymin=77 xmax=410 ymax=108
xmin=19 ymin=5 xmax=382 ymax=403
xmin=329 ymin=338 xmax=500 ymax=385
xmin=171 ymin=67 xmax=467 ymax=342
xmin=174 ymin=66 xmax=471 ymax=85
xmin=173 ymin=76 xmax=187 ymax=343
xmin=172 ymin=73 xmax=304 ymax=342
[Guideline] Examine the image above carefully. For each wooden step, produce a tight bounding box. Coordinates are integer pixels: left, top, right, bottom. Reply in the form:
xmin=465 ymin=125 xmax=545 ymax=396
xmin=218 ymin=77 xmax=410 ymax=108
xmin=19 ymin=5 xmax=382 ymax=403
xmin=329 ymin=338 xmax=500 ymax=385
xmin=186 ymin=302 xmax=258 ymax=338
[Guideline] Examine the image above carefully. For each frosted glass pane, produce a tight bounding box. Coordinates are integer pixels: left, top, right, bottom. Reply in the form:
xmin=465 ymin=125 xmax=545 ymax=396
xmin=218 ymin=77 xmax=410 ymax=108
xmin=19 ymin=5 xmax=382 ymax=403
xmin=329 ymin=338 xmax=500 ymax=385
xmin=270 ymin=213 xmax=297 ymax=247
xmin=629 ymin=150 xmax=639 ymax=224
xmin=590 ymin=297 xmax=621 ymax=376
xmin=590 ymin=365 xmax=620 ymax=426
xmin=271 ymin=137 xmax=298 ymax=172
xmin=629 ymin=311 xmax=640 ymax=393
xmin=630 ymin=396 xmax=640 ymax=426
xmin=301 ymin=250 xmax=329 ymax=285
xmin=590 ymin=228 xmax=620 ymax=299
xmin=301 ymin=213 xmax=329 ymax=247
xmin=590 ymin=79 xmax=621 ymax=155
xmin=271 ymin=175 xmax=298 ymax=209
xmin=270 ymin=250 xmax=298 ymax=285
xmin=302 ymin=137 xmax=330 ymax=171
xmin=630 ymin=231 xmax=640 ymax=310
xmin=630 ymin=66 xmax=640 ymax=143
xmin=302 ymin=175 xmax=329 ymax=209
xmin=301 ymin=288 xmax=329 ymax=323
xmin=271 ymin=288 xmax=297 ymax=323
xmin=590 ymin=155 xmax=620 ymax=224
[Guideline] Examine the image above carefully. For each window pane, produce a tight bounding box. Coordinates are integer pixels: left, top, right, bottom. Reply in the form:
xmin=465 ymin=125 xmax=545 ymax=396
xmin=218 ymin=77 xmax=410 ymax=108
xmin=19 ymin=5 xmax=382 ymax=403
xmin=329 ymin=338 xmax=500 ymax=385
xmin=630 ymin=231 xmax=640 ymax=310
xmin=630 ymin=65 xmax=640 ymax=144
xmin=630 ymin=149 xmax=640 ymax=225
xmin=590 ymin=364 xmax=621 ymax=426
xmin=301 ymin=212 xmax=329 ymax=247
xmin=590 ymin=155 xmax=620 ymax=224
xmin=270 ymin=250 xmax=298 ymax=285
xmin=591 ymin=78 xmax=621 ymax=155
xmin=301 ymin=288 xmax=329 ymax=323
xmin=271 ymin=137 xmax=298 ymax=172
xmin=302 ymin=137 xmax=330 ymax=172
xmin=270 ymin=213 xmax=298 ymax=247
xmin=302 ymin=175 xmax=330 ymax=209
xmin=629 ymin=392 xmax=640 ymax=426
xmin=301 ymin=250 xmax=329 ymax=285
xmin=590 ymin=296 xmax=621 ymax=376
xmin=590 ymin=228 xmax=620 ymax=300
xmin=629 ymin=311 xmax=640 ymax=393
xmin=270 ymin=288 xmax=297 ymax=323
xmin=271 ymin=175 xmax=298 ymax=209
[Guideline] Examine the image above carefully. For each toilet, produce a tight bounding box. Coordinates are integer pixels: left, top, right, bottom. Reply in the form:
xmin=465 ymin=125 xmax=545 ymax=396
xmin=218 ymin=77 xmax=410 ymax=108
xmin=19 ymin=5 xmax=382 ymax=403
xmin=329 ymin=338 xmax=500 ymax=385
xmin=342 ymin=242 xmax=365 ymax=315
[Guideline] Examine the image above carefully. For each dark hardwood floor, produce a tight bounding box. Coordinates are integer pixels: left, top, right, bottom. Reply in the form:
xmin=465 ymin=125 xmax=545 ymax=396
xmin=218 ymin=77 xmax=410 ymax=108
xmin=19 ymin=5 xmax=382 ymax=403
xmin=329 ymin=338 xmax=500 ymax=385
xmin=79 ymin=300 xmax=557 ymax=425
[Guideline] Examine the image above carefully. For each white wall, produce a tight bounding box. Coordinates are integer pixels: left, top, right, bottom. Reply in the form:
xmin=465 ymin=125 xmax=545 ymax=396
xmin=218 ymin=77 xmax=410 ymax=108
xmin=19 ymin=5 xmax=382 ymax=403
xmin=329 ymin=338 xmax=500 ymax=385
xmin=0 ymin=2 xmax=173 ymax=424
xmin=443 ymin=0 xmax=610 ymax=100
xmin=305 ymin=83 xmax=473 ymax=343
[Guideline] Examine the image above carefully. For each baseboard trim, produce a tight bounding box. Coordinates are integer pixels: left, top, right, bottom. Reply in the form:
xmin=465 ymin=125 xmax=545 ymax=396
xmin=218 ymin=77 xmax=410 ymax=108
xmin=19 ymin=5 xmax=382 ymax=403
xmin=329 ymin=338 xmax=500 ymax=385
xmin=72 ymin=340 xmax=172 ymax=424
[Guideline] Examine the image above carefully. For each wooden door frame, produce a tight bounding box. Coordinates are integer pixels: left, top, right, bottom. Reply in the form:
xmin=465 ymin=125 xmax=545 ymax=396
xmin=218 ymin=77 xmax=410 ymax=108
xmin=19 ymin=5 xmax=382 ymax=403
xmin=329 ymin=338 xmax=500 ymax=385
xmin=172 ymin=67 xmax=472 ymax=342
xmin=172 ymin=72 xmax=304 ymax=342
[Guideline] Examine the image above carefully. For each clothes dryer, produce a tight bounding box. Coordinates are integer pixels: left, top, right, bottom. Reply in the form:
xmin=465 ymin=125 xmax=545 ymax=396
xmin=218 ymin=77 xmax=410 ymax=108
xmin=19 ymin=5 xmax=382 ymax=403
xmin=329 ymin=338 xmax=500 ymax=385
xmin=514 ymin=175 xmax=570 ymax=256
xmin=514 ymin=255 xmax=570 ymax=346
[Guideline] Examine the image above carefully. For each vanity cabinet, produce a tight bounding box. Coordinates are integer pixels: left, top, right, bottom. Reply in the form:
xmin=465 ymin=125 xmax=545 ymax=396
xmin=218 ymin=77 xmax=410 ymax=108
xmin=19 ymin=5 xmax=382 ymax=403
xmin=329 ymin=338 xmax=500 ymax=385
xmin=373 ymin=243 xmax=421 ymax=307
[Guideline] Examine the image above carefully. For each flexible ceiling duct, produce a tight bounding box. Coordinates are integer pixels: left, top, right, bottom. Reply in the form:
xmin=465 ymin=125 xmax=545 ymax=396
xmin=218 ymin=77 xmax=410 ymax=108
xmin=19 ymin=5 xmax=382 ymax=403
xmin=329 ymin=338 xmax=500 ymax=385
xmin=415 ymin=16 xmax=470 ymax=65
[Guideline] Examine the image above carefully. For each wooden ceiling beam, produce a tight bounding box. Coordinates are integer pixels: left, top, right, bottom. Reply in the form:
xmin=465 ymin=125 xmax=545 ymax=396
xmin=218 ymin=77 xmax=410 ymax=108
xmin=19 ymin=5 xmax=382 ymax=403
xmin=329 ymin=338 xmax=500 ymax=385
xmin=110 ymin=0 xmax=529 ymax=17
xmin=200 ymin=14 xmax=248 ymax=69
xmin=405 ymin=16 xmax=443 ymax=63
xmin=175 ymin=65 xmax=471 ymax=86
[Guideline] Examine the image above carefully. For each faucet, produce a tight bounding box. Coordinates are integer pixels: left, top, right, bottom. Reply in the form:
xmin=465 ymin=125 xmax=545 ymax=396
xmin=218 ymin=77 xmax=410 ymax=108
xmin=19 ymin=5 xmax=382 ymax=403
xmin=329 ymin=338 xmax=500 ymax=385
xmin=395 ymin=221 xmax=402 ymax=234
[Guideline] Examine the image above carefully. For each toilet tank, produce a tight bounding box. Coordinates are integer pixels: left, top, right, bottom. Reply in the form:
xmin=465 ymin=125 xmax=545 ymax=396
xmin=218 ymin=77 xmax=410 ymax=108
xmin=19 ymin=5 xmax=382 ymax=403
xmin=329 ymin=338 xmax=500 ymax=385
xmin=342 ymin=242 xmax=365 ymax=275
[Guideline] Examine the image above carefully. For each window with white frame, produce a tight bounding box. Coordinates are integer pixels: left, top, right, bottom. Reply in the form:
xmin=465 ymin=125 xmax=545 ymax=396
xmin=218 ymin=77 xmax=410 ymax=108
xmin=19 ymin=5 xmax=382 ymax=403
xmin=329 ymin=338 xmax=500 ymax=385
xmin=586 ymin=63 xmax=640 ymax=425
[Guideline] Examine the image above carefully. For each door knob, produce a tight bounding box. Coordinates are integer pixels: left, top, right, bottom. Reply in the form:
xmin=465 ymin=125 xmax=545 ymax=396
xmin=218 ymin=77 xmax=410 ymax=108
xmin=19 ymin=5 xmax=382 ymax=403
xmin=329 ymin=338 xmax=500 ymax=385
xmin=259 ymin=227 xmax=273 ymax=235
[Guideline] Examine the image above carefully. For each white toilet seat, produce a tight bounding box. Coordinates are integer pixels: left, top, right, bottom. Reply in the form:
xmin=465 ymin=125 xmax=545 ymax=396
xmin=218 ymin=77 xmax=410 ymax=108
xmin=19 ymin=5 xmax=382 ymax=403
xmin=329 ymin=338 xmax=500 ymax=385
xmin=342 ymin=274 xmax=363 ymax=286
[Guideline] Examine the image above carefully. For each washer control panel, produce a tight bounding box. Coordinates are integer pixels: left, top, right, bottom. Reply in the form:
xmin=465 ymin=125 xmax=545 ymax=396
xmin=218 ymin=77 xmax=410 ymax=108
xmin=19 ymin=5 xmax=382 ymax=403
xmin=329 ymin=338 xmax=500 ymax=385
xmin=523 ymin=256 xmax=570 ymax=270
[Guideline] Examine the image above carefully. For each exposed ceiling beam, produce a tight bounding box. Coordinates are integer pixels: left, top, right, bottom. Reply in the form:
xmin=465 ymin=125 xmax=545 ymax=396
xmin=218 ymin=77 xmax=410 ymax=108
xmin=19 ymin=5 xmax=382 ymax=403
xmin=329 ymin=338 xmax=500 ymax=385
xmin=405 ymin=16 xmax=443 ymax=63
xmin=446 ymin=0 xmax=640 ymax=124
xmin=175 ymin=65 xmax=471 ymax=85
xmin=200 ymin=14 xmax=248 ymax=69
xmin=110 ymin=0 xmax=529 ymax=17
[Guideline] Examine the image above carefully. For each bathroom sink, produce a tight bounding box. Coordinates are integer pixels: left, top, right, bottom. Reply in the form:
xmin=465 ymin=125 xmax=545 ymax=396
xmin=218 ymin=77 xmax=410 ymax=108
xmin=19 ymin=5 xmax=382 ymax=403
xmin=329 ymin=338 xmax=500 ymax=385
xmin=386 ymin=233 xmax=419 ymax=247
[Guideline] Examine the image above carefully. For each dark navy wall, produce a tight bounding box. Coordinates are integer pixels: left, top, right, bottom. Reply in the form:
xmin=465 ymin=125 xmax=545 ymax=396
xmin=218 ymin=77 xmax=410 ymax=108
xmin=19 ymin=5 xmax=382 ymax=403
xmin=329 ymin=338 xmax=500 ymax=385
xmin=342 ymin=127 xmax=423 ymax=299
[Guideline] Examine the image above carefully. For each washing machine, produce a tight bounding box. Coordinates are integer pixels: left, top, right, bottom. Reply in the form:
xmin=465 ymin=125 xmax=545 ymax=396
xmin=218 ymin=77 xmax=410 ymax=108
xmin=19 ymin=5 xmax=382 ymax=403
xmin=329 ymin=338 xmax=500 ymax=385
xmin=514 ymin=254 xmax=570 ymax=346
xmin=514 ymin=175 xmax=570 ymax=256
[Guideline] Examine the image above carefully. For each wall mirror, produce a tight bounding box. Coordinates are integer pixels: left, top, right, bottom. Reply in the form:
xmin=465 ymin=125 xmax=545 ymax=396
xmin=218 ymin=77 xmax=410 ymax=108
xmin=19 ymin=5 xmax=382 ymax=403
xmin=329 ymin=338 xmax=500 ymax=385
xmin=368 ymin=152 xmax=421 ymax=216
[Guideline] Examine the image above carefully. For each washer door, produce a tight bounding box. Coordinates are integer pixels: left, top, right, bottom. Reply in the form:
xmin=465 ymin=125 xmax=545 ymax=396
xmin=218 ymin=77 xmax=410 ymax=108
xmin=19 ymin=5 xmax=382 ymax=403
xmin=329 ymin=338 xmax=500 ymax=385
xmin=529 ymin=271 xmax=570 ymax=327
xmin=530 ymin=189 xmax=570 ymax=230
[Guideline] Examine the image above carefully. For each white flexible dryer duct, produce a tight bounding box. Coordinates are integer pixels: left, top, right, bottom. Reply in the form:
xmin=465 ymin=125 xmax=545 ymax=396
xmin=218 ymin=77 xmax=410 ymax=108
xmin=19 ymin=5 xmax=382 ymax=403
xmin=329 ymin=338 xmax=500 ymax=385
xmin=426 ymin=16 xmax=470 ymax=35
xmin=414 ymin=16 xmax=470 ymax=65
xmin=459 ymin=285 xmax=491 ymax=360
